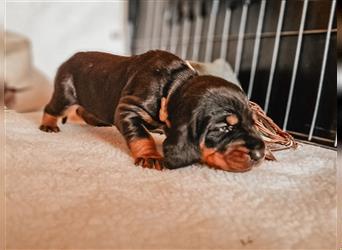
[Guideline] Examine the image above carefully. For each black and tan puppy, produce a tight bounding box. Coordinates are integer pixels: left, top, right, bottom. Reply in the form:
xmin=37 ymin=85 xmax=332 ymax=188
xmin=40 ymin=50 xmax=265 ymax=172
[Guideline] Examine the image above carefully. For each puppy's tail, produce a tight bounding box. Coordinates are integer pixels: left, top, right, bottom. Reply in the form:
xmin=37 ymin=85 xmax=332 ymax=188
xmin=62 ymin=116 xmax=68 ymax=124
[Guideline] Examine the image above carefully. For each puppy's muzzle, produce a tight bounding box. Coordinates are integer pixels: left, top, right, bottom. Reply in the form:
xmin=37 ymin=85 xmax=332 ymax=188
xmin=201 ymin=136 xmax=265 ymax=172
xmin=244 ymin=136 xmax=265 ymax=162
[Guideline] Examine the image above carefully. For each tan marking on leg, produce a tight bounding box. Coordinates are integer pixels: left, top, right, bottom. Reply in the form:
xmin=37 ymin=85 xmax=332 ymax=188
xmin=41 ymin=113 xmax=58 ymax=127
xmin=39 ymin=112 xmax=60 ymax=132
xmin=129 ymin=138 xmax=161 ymax=159
xmin=129 ymin=138 xmax=163 ymax=170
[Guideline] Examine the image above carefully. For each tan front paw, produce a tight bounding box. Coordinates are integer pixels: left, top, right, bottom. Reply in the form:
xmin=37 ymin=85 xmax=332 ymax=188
xmin=134 ymin=154 xmax=164 ymax=170
xmin=129 ymin=138 xmax=164 ymax=170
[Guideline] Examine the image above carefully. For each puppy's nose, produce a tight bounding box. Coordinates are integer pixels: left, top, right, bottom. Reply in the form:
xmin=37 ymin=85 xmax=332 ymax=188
xmin=245 ymin=137 xmax=265 ymax=161
xmin=249 ymin=149 xmax=264 ymax=161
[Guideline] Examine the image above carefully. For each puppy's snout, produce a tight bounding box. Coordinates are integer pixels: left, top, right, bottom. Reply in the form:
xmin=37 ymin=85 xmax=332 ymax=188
xmin=245 ymin=137 xmax=265 ymax=161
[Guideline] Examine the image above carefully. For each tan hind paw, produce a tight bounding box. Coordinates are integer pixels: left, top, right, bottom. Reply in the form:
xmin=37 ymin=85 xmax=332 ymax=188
xmin=39 ymin=112 xmax=60 ymax=133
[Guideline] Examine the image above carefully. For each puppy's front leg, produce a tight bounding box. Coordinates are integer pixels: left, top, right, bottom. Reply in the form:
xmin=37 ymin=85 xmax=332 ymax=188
xmin=115 ymin=97 xmax=163 ymax=170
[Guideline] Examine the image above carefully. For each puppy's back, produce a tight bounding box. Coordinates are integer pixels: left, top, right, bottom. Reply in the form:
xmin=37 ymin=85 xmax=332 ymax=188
xmin=54 ymin=52 xmax=131 ymax=124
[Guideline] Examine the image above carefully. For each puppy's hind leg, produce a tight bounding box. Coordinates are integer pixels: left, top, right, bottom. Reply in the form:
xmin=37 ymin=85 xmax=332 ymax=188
xmin=40 ymin=113 xmax=60 ymax=132
xmin=40 ymin=73 xmax=77 ymax=132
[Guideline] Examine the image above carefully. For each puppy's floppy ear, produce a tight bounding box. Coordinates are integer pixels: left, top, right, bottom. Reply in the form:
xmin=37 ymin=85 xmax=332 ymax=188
xmin=163 ymin=126 xmax=201 ymax=169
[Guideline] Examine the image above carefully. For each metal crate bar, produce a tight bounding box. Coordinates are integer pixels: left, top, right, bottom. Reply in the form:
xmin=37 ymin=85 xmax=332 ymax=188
xmin=283 ymin=0 xmax=309 ymax=130
xmin=134 ymin=27 xmax=335 ymax=54
xmin=143 ymin=0 xmax=155 ymax=52
xmin=180 ymin=1 xmax=191 ymax=59
xmin=308 ymin=0 xmax=336 ymax=141
xmin=151 ymin=0 xmax=162 ymax=49
xmin=213 ymin=28 xmax=336 ymax=44
xmin=159 ymin=2 xmax=171 ymax=50
xmin=191 ymin=1 xmax=203 ymax=61
xmin=264 ymin=0 xmax=286 ymax=113
xmin=247 ymin=0 xmax=266 ymax=99
xmin=234 ymin=0 xmax=249 ymax=76
xmin=204 ymin=0 xmax=220 ymax=62
xmin=289 ymin=130 xmax=335 ymax=146
xmin=219 ymin=6 xmax=232 ymax=59
xmin=169 ymin=3 xmax=180 ymax=54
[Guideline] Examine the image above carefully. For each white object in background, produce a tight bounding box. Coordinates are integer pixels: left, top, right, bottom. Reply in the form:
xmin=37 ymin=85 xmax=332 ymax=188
xmin=5 ymin=2 xmax=126 ymax=79
xmin=2 ymin=31 xmax=52 ymax=112
xmin=187 ymin=59 xmax=241 ymax=88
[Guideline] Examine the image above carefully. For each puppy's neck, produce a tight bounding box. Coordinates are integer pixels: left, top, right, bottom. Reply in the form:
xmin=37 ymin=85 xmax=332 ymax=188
xmin=159 ymin=61 xmax=197 ymax=127
xmin=164 ymin=63 xmax=197 ymax=100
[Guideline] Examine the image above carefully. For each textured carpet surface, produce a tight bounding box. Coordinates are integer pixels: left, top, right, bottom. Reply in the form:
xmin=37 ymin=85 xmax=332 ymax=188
xmin=5 ymin=110 xmax=336 ymax=249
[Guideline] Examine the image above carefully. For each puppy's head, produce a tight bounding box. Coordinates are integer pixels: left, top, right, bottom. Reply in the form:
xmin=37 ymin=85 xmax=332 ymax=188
xmin=163 ymin=75 xmax=265 ymax=172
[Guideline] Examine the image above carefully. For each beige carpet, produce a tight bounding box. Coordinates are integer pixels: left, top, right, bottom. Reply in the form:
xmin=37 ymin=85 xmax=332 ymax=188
xmin=5 ymin=110 xmax=336 ymax=249
xmin=338 ymin=154 xmax=342 ymax=247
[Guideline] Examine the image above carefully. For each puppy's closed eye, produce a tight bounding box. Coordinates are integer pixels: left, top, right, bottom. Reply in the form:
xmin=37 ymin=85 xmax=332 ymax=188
xmin=215 ymin=123 xmax=233 ymax=133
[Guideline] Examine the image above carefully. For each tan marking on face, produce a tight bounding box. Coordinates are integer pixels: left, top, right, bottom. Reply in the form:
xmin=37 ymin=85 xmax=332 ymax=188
xmin=159 ymin=97 xmax=171 ymax=127
xmin=226 ymin=114 xmax=239 ymax=126
xmin=200 ymin=142 xmax=252 ymax=172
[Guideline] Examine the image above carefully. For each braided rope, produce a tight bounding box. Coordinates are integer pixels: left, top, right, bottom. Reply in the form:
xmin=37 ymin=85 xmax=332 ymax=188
xmin=249 ymin=101 xmax=298 ymax=154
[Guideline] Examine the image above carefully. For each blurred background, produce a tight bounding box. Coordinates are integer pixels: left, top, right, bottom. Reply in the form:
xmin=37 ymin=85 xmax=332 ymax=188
xmin=5 ymin=1 xmax=127 ymax=78
xmin=3 ymin=0 xmax=337 ymax=148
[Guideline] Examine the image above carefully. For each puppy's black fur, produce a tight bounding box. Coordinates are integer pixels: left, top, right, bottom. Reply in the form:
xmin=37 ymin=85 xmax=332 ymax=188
xmin=40 ymin=50 xmax=265 ymax=171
